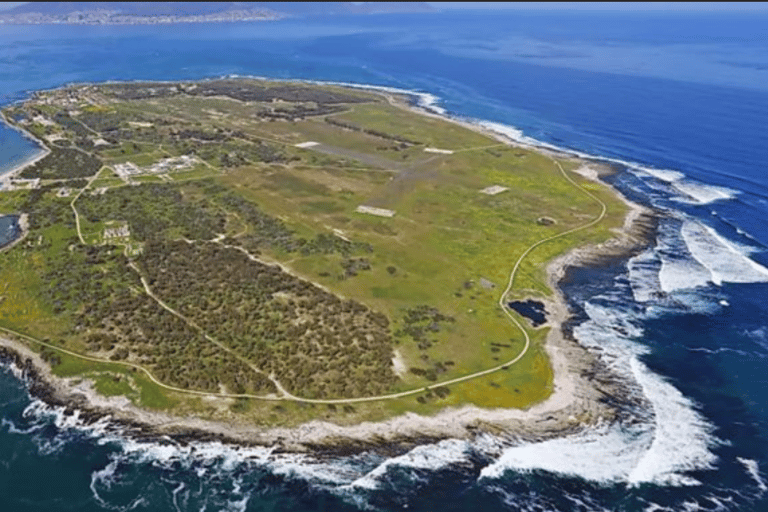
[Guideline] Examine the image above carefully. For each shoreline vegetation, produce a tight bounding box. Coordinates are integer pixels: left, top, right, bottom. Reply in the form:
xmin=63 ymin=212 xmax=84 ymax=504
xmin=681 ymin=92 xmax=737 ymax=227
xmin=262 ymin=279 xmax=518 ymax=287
xmin=0 ymin=77 xmax=658 ymax=453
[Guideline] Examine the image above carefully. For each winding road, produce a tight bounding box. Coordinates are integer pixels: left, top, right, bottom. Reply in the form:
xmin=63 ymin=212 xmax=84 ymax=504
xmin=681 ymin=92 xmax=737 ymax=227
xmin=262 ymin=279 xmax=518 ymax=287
xmin=5 ymin=154 xmax=611 ymax=405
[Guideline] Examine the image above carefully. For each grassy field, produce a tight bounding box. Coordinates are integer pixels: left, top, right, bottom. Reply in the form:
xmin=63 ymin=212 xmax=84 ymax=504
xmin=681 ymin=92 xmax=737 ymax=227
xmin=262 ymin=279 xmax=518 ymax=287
xmin=0 ymin=79 xmax=629 ymax=427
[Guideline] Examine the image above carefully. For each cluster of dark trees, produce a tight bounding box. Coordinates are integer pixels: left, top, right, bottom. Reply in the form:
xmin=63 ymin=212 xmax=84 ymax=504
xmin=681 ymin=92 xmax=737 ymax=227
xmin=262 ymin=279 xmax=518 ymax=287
xmin=76 ymin=179 xmax=372 ymax=263
xmin=77 ymin=183 xmax=226 ymax=241
xmin=78 ymin=109 xmax=158 ymax=135
xmin=340 ymin=257 xmax=371 ymax=279
xmin=138 ymin=239 xmax=397 ymax=398
xmin=255 ymin=104 xmax=344 ymax=121
xmin=19 ymin=147 xmax=102 ymax=180
xmin=324 ymin=117 xmax=419 ymax=146
xmin=196 ymin=140 xmax=290 ymax=167
xmin=199 ymin=181 xmax=371 ymax=257
xmin=39 ymin=240 xmax=275 ymax=394
xmin=298 ymin=232 xmax=372 ymax=257
xmin=170 ymin=127 xmax=230 ymax=142
xmin=394 ymin=304 xmax=455 ymax=350
xmin=51 ymin=111 xmax=92 ymax=138
xmin=20 ymin=184 xmax=76 ymax=230
xmin=102 ymin=80 xmax=371 ymax=106
xmin=408 ymin=360 xmax=453 ymax=382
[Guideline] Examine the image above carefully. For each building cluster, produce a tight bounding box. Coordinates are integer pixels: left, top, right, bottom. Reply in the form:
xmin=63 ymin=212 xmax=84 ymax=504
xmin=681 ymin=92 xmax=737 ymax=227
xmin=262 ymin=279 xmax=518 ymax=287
xmin=113 ymin=155 xmax=196 ymax=179
xmin=103 ymin=224 xmax=130 ymax=240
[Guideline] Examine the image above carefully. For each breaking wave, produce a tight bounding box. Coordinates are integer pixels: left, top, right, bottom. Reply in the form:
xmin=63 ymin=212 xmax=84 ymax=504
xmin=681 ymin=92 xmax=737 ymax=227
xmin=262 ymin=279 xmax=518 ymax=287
xmin=681 ymin=220 xmax=768 ymax=286
xmin=481 ymin=286 xmax=719 ymax=487
xmin=738 ymin=458 xmax=768 ymax=494
xmin=628 ymin=216 xmax=768 ymax=304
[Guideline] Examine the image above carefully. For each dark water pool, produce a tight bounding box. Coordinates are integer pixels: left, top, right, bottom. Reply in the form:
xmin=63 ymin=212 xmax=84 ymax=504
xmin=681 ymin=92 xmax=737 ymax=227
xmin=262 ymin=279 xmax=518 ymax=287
xmin=507 ymin=300 xmax=547 ymax=326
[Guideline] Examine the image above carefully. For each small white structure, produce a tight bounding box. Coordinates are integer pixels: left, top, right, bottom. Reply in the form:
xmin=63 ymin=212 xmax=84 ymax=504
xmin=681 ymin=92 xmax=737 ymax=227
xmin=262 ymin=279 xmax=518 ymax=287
xmin=113 ymin=156 xmax=195 ymax=179
xmin=114 ymin=162 xmax=141 ymax=178
xmin=356 ymin=205 xmax=395 ymax=218
xmin=32 ymin=115 xmax=55 ymax=127
xmin=424 ymin=147 xmax=454 ymax=155
xmin=480 ymin=185 xmax=508 ymax=196
xmin=295 ymin=141 xmax=320 ymax=148
xmin=46 ymin=134 xmax=66 ymax=143
xmin=104 ymin=224 xmax=130 ymax=240
xmin=146 ymin=155 xmax=196 ymax=174
xmin=92 ymin=138 xmax=111 ymax=147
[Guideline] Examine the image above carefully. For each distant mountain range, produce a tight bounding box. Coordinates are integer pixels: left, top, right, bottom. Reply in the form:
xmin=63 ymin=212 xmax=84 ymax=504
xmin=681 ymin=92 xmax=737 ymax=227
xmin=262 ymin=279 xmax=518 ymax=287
xmin=0 ymin=2 xmax=435 ymax=24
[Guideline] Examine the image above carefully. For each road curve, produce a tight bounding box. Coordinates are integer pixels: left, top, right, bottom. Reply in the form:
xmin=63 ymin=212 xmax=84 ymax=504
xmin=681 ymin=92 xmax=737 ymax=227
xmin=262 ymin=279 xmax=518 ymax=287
xmin=7 ymin=159 xmax=607 ymax=405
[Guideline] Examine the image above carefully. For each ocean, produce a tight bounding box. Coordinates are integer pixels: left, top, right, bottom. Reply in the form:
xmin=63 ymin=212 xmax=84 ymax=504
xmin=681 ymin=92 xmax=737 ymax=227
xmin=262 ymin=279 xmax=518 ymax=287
xmin=1 ymin=9 xmax=768 ymax=511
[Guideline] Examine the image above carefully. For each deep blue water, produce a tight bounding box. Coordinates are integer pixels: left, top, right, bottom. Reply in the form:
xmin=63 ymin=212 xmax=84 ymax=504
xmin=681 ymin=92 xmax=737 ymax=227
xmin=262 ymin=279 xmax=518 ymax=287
xmin=2 ymin=10 xmax=768 ymax=511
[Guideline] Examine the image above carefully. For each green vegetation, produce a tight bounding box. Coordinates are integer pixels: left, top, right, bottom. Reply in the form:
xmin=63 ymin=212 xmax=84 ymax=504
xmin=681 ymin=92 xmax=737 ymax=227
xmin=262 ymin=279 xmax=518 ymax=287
xmin=0 ymin=78 xmax=628 ymax=427
xmin=19 ymin=147 xmax=102 ymax=180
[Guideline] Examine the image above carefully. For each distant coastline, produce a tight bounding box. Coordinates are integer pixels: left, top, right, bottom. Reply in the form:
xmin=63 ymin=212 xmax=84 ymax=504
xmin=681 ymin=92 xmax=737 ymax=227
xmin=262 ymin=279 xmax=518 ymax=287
xmin=0 ymin=9 xmax=284 ymax=25
xmin=0 ymin=10 xmax=281 ymax=26
xmin=0 ymin=2 xmax=434 ymax=26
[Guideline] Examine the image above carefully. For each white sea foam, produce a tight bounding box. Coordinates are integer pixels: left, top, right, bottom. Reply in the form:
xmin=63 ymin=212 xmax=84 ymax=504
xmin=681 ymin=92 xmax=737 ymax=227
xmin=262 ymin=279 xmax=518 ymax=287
xmin=414 ymin=91 xmax=447 ymax=115
xmin=628 ymin=248 xmax=663 ymax=302
xmin=657 ymin=234 xmax=712 ymax=294
xmin=346 ymin=439 xmax=471 ymax=490
xmin=481 ymin=295 xmax=718 ymax=487
xmin=737 ymin=457 xmax=767 ymax=493
xmin=672 ymin=181 xmax=739 ymax=205
xmin=638 ymin=218 xmax=768 ymax=297
xmin=744 ymin=326 xmax=768 ymax=346
xmin=639 ymin=168 xmax=686 ymax=183
xmin=632 ymin=165 xmax=739 ymax=205
xmin=0 ymin=417 xmax=42 ymax=435
xmin=626 ymin=356 xmax=717 ymax=486
xmin=682 ymin=220 xmax=768 ymax=286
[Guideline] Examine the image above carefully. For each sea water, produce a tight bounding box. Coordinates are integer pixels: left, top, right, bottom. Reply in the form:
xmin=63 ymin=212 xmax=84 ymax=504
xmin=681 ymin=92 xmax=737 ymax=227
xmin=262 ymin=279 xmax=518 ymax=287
xmin=1 ymin=10 xmax=768 ymax=511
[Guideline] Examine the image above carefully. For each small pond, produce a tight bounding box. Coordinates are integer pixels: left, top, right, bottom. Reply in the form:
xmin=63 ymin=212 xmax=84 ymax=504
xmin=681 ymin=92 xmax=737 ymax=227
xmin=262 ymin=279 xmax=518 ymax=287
xmin=507 ymin=299 xmax=548 ymax=327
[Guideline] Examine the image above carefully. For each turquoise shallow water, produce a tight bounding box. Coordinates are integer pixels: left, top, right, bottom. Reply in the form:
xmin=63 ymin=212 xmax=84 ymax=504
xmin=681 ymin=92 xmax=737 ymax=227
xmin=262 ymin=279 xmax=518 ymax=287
xmin=1 ymin=11 xmax=768 ymax=511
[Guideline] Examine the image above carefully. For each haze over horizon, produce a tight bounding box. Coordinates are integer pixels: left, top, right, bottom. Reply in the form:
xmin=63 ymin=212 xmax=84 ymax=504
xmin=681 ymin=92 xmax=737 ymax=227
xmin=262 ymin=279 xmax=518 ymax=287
xmin=1 ymin=2 xmax=766 ymax=13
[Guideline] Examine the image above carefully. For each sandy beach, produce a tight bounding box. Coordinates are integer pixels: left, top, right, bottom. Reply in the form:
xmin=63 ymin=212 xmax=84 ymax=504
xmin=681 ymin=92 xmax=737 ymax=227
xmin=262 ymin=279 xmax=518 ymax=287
xmin=0 ymin=82 xmax=659 ymax=454
xmin=0 ymin=110 xmax=50 ymax=187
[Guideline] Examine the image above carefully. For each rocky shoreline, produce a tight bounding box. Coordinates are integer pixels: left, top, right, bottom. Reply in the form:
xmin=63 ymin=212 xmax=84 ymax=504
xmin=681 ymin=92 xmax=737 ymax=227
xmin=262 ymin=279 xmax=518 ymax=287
xmin=0 ymin=79 xmax=661 ymax=456
xmin=0 ymin=173 xmax=658 ymax=456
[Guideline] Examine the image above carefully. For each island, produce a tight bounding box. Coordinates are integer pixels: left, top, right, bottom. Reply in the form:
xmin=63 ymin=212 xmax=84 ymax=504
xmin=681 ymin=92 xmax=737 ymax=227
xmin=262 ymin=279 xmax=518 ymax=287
xmin=0 ymin=78 xmax=654 ymax=451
